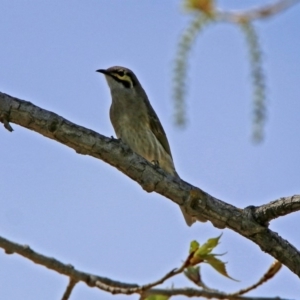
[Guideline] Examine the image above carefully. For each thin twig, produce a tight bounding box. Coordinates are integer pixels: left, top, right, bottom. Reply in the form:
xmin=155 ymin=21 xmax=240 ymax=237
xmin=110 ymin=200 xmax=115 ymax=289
xmin=230 ymin=261 xmax=282 ymax=296
xmin=96 ymin=256 xmax=190 ymax=295
xmin=216 ymin=0 xmax=300 ymax=23
xmin=143 ymin=287 xmax=289 ymax=300
xmin=0 ymin=234 xmax=288 ymax=300
xmin=0 ymin=235 xmax=138 ymax=289
xmin=252 ymin=195 xmax=300 ymax=225
xmin=0 ymin=235 xmax=199 ymax=297
xmin=61 ymin=278 xmax=78 ymax=300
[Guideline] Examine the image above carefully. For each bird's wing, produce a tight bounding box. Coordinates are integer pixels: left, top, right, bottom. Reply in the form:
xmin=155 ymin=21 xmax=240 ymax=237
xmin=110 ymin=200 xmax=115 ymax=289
xmin=144 ymin=99 xmax=173 ymax=159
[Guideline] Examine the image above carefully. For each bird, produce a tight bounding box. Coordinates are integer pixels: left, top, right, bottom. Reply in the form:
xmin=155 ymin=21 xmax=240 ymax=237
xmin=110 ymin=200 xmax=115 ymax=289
xmin=97 ymin=66 xmax=196 ymax=226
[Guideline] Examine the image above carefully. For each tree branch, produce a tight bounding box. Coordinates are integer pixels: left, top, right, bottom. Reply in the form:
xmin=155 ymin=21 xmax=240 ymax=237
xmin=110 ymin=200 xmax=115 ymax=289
xmin=94 ymin=256 xmax=189 ymax=295
xmin=216 ymin=0 xmax=300 ymax=23
xmin=0 ymin=235 xmax=138 ymax=289
xmin=144 ymin=287 xmax=288 ymax=300
xmin=229 ymin=261 xmax=282 ymax=296
xmin=1 ymin=92 xmax=300 ymax=277
xmin=61 ymin=278 xmax=78 ymax=300
xmin=0 ymin=234 xmax=289 ymax=300
xmin=251 ymin=195 xmax=300 ymax=225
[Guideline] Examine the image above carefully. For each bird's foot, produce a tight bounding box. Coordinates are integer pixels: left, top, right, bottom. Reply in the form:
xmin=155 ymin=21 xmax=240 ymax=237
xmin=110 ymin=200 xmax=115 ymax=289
xmin=151 ymin=160 xmax=160 ymax=167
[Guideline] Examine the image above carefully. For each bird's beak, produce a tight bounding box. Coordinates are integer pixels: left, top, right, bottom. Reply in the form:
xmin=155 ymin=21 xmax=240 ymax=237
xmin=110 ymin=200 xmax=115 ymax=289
xmin=96 ymin=69 xmax=109 ymax=75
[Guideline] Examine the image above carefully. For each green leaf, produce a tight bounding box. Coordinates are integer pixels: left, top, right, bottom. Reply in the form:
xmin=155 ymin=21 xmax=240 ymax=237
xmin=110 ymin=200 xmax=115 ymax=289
xmin=206 ymin=234 xmax=222 ymax=248
xmin=194 ymin=234 xmax=222 ymax=257
xmin=189 ymin=240 xmax=200 ymax=253
xmin=205 ymin=255 xmax=238 ymax=281
xmin=186 ymin=235 xmax=237 ymax=281
xmin=184 ymin=266 xmax=201 ymax=284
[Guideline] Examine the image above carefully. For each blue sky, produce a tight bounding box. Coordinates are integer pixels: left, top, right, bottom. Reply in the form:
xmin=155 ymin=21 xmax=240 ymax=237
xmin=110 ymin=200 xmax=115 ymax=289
xmin=1 ymin=1 xmax=300 ymax=299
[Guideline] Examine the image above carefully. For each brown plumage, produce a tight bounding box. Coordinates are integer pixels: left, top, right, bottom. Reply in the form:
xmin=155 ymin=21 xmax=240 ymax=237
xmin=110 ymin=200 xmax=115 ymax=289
xmin=97 ymin=66 xmax=195 ymax=226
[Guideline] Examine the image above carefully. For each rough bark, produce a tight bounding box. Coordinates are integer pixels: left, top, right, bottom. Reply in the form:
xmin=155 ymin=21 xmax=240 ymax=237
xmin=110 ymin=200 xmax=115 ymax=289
xmin=1 ymin=92 xmax=300 ymax=278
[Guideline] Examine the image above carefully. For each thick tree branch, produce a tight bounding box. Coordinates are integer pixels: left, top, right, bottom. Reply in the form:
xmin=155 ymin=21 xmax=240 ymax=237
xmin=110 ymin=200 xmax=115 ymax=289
xmin=216 ymin=0 xmax=300 ymax=23
xmin=1 ymin=92 xmax=300 ymax=277
xmin=0 ymin=235 xmax=289 ymax=300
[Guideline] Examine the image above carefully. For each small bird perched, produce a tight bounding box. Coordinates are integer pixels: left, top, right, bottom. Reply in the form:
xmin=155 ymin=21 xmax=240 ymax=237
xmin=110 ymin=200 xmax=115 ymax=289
xmin=97 ymin=66 xmax=195 ymax=226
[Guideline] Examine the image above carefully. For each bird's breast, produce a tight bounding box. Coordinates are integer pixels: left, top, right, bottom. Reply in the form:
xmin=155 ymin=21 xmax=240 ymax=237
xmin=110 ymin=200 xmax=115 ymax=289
xmin=109 ymin=96 xmax=149 ymax=137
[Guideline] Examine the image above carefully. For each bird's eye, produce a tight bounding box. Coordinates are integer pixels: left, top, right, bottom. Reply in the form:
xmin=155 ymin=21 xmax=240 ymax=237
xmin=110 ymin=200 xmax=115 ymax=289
xmin=117 ymin=71 xmax=125 ymax=77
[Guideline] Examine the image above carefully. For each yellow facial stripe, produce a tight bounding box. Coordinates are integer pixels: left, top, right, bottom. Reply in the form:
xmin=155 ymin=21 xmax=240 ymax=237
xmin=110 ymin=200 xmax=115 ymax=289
xmin=111 ymin=73 xmax=133 ymax=88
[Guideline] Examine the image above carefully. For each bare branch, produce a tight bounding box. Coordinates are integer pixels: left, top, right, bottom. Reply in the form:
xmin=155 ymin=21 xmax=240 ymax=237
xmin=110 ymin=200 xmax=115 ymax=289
xmin=144 ymin=287 xmax=289 ymax=300
xmin=61 ymin=278 xmax=78 ymax=300
xmin=230 ymin=261 xmax=282 ymax=296
xmin=216 ymin=0 xmax=300 ymax=23
xmin=183 ymin=258 xmax=282 ymax=297
xmin=95 ymin=254 xmax=192 ymax=295
xmin=251 ymin=195 xmax=300 ymax=225
xmin=0 ymin=234 xmax=289 ymax=300
xmin=1 ymin=92 xmax=300 ymax=277
xmin=94 ymin=267 xmax=183 ymax=295
xmin=0 ymin=235 xmax=138 ymax=289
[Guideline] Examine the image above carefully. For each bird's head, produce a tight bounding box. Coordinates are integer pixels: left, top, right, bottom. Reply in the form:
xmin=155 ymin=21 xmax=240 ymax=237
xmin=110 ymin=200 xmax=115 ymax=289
xmin=96 ymin=66 xmax=141 ymax=92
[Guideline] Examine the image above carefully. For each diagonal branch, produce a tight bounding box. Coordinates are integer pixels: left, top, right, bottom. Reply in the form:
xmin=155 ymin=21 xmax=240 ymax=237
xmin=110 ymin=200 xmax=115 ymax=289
xmin=0 ymin=235 xmax=138 ymax=289
xmin=95 ymin=252 xmax=193 ymax=295
xmin=0 ymin=235 xmax=289 ymax=300
xmin=95 ymin=259 xmax=189 ymax=295
xmin=216 ymin=0 xmax=300 ymax=23
xmin=229 ymin=261 xmax=282 ymax=296
xmin=1 ymin=92 xmax=300 ymax=278
xmin=250 ymin=195 xmax=300 ymax=225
